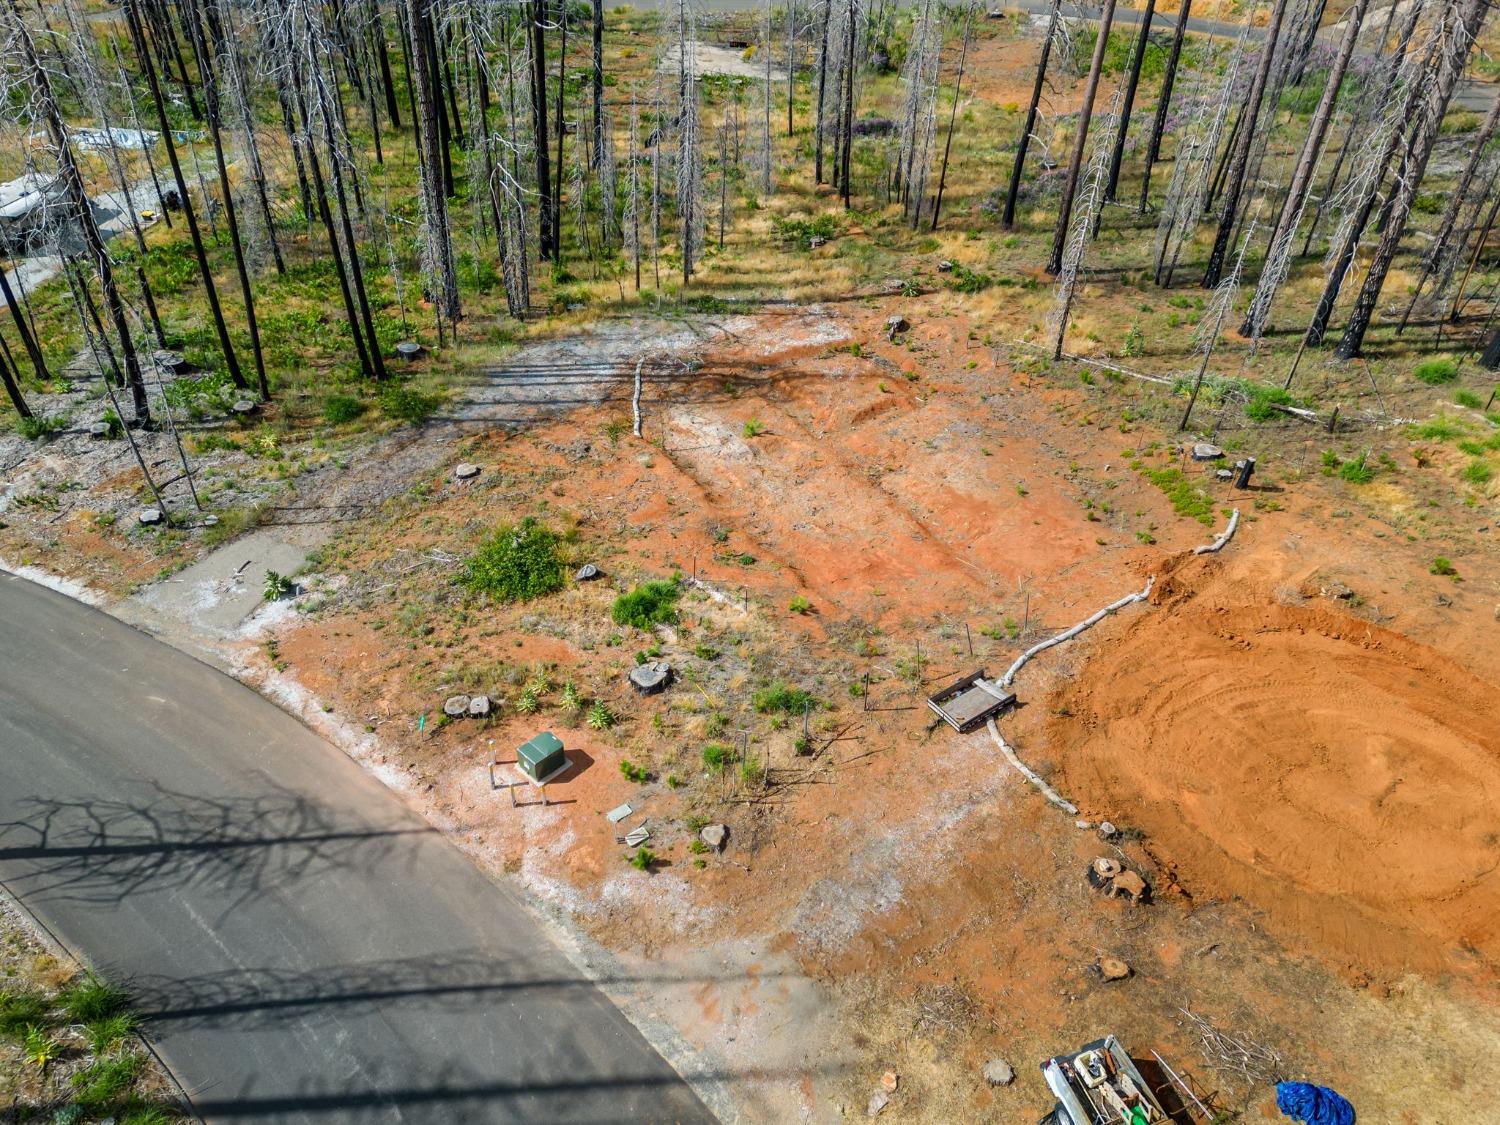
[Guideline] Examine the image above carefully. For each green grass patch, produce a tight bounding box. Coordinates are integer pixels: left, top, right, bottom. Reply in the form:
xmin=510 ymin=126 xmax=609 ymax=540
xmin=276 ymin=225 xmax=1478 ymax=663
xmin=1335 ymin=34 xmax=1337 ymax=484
xmin=1139 ymin=466 xmax=1215 ymax=525
xmin=1414 ymin=357 xmax=1459 ymax=385
xmin=59 ymin=973 xmax=128 ymax=1023
xmin=611 ymin=579 xmax=681 ymax=628
xmin=752 ymin=682 xmax=819 ymax=714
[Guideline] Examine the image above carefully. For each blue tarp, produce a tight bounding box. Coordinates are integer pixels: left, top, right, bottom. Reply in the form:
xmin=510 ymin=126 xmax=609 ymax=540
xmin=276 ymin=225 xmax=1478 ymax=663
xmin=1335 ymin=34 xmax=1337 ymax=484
xmin=1276 ymin=1081 xmax=1355 ymax=1125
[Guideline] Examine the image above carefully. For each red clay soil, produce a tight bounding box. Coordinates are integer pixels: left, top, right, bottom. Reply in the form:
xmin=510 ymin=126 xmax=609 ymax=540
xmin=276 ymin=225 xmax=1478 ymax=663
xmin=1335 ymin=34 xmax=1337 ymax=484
xmin=1049 ymin=585 xmax=1500 ymax=982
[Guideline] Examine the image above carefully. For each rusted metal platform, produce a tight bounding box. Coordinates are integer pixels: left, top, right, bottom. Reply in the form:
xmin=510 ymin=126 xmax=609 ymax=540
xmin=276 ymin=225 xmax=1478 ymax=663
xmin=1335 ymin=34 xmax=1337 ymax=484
xmin=927 ymin=669 xmax=1016 ymax=733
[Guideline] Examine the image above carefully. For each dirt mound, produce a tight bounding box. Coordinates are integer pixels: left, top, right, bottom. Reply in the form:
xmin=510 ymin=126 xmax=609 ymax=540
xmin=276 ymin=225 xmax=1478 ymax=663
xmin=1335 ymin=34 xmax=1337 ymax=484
xmin=1049 ymin=599 xmax=1500 ymax=980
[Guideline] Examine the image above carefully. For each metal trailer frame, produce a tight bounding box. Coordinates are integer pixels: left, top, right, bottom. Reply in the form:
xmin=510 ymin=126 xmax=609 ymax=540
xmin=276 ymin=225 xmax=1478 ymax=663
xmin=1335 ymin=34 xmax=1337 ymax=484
xmin=926 ymin=668 xmax=1016 ymax=733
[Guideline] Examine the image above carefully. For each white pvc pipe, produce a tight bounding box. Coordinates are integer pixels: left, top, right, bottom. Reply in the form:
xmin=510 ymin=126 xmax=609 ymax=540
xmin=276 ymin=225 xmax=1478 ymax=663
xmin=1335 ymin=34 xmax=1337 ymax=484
xmin=1192 ymin=508 xmax=1240 ymax=555
xmin=987 ymin=718 xmax=1078 ymax=814
xmin=999 ymin=576 xmax=1155 ymax=688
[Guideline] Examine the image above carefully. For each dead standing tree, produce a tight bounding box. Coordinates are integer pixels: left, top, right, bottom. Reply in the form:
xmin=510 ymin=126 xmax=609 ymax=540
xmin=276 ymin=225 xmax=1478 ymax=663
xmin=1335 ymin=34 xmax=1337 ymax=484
xmin=1104 ymin=0 xmax=1157 ymax=201
xmin=1002 ymin=0 xmax=1064 ymax=229
xmin=1181 ymin=218 xmax=1254 ymax=431
xmin=1138 ymin=0 xmax=1191 ymax=211
xmin=405 ymin=0 xmax=461 ymax=330
xmin=1046 ymin=0 xmax=1118 ymax=274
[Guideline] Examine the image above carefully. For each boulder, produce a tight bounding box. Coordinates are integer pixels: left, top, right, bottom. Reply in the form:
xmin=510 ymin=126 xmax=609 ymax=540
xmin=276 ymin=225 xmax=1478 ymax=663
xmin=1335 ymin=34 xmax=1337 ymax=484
xmin=89 ymin=422 xmax=113 ymax=439
xmin=699 ymin=824 xmax=728 ymax=851
xmin=886 ymin=314 xmax=909 ymax=335
xmin=575 ymin=563 xmax=601 ymax=581
xmin=443 ymin=694 xmax=471 ymax=718
xmin=138 ymin=508 xmax=163 ymax=526
xmin=467 ymin=695 xmax=492 ymax=718
xmin=454 ymin=463 xmax=481 ymax=480
xmin=982 ymin=1058 xmax=1015 ymax=1087
xmin=231 ymin=400 xmax=257 ymax=416
xmin=866 ymin=1090 xmax=889 ymax=1117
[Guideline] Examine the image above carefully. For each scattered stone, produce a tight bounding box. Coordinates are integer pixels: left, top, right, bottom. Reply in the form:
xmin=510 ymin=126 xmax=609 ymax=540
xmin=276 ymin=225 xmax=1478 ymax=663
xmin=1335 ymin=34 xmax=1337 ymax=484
xmin=880 ymin=1071 xmax=899 ymax=1093
xmin=628 ymin=661 xmax=673 ymax=694
xmin=866 ymin=1090 xmax=889 ymax=1117
xmin=137 ymin=508 xmax=163 ymax=526
xmin=575 ymin=563 xmax=601 ymax=581
xmin=1322 ymin=580 xmax=1356 ymax=601
xmin=700 ymin=823 xmax=728 ymax=851
xmin=886 ymin=314 xmax=910 ymax=334
xmin=443 ymin=694 xmax=471 ymax=718
xmin=395 ymin=341 xmax=424 ymax=361
xmin=1098 ymin=821 xmax=1118 ymax=840
xmin=202 ymin=514 xmax=220 ymax=528
xmin=467 ymin=695 xmax=492 ymax=718
xmin=1436 ymin=593 xmax=1453 ymax=607
xmin=937 ymin=259 xmax=955 ymax=272
xmin=1074 ymin=819 xmax=1093 ymax=830
xmin=89 ymin=422 xmax=112 ymax=439
xmin=1191 ymin=442 xmax=1225 ymax=461
xmin=982 ymin=1058 xmax=1015 ymax=1087
xmin=1215 ymin=468 xmax=1234 ymax=481
xmin=454 ymin=463 xmax=481 ymax=480
xmin=231 ymin=400 xmax=257 ymax=416
xmin=1096 ymin=956 xmax=1132 ymax=982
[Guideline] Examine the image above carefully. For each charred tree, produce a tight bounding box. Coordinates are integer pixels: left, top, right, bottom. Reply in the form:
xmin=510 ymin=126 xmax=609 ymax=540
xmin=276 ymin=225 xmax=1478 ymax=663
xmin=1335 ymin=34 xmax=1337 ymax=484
xmin=1139 ymin=0 xmax=1191 ymax=211
xmin=1105 ymin=0 xmax=1156 ymax=201
xmin=1046 ymin=0 xmax=1119 ymax=274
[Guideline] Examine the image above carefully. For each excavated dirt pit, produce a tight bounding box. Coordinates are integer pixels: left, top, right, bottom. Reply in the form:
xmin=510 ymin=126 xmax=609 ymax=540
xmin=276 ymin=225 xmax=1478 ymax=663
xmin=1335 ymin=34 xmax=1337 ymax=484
xmin=1050 ymin=596 xmax=1500 ymax=980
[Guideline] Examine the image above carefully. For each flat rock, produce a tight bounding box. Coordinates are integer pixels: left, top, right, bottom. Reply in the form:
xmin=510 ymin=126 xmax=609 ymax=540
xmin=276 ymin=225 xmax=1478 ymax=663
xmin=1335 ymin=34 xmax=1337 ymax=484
xmin=880 ymin=1071 xmax=899 ymax=1093
xmin=89 ymin=421 xmax=112 ymax=439
xmin=1191 ymin=442 xmax=1225 ymax=461
xmin=443 ymin=694 xmax=471 ymax=718
xmin=1074 ymin=819 xmax=1093 ymax=830
xmin=866 ymin=1090 xmax=889 ymax=1117
xmin=886 ymin=314 xmax=909 ymax=333
xmin=575 ymin=563 xmax=601 ymax=581
xmin=1097 ymin=956 xmax=1132 ymax=982
xmin=937 ymin=259 xmax=955 ymax=272
xmin=231 ymin=400 xmax=257 ymax=415
xmin=982 ymin=1058 xmax=1015 ymax=1087
xmin=454 ymin=463 xmax=481 ymax=480
xmin=628 ymin=661 xmax=672 ymax=694
xmin=467 ymin=695 xmax=491 ymax=717
xmin=700 ymin=823 xmax=728 ymax=850
xmin=1216 ymin=468 xmax=1234 ymax=481
xmin=137 ymin=508 xmax=163 ymax=526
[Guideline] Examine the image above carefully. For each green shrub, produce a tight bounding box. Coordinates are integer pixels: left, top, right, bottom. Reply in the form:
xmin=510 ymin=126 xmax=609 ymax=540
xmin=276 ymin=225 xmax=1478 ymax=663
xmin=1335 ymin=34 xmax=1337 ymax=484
xmin=702 ymin=743 xmax=732 ymax=769
xmin=322 ymin=393 xmax=367 ymax=424
xmin=619 ymin=759 xmax=648 ymax=783
xmin=263 ymin=569 xmax=294 ymax=601
xmin=743 ymin=417 xmax=766 ymax=438
xmin=460 ymin=518 xmax=566 ymax=603
xmin=71 ymin=1052 xmax=145 ymax=1110
xmin=60 ymin=974 xmax=127 ymax=1023
xmin=1414 ymin=357 xmax=1459 ymax=385
xmin=753 ymin=682 xmax=818 ymax=714
xmin=0 ymin=990 xmax=49 ymax=1039
xmin=771 ymin=213 xmax=842 ymax=250
xmin=1139 ymin=466 xmax=1215 ymax=525
xmin=83 ymin=1013 xmax=137 ymax=1054
xmin=1462 ymin=459 xmax=1493 ymax=485
xmin=788 ymin=594 xmax=812 ymax=614
xmin=1454 ymin=389 xmax=1483 ymax=409
xmin=628 ymin=846 xmax=656 ymax=871
xmin=947 ymin=263 xmax=992 ymax=294
xmin=611 ymin=579 xmax=681 ymax=628
xmin=1337 ymin=453 xmax=1375 ymax=484
xmin=377 ymin=379 xmax=442 ymax=423
xmin=1413 ymin=415 xmax=1465 ymax=441
xmin=14 ymin=412 xmax=66 ymax=440
xmin=587 ymin=700 xmax=615 ymax=730
xmin=1244 ymin=382 xmax=1293 ymax=421
xmin=1430 ymin=556 xmax=1457 ymax=576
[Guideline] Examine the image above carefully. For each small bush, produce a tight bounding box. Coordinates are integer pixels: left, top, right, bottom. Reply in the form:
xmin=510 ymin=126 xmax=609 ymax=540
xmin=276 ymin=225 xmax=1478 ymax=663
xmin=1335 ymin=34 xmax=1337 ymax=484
xmin=587 ymin=700 xmax=615 ymax=730
xmin=460 ymin=518 xmax=566 ymax=603
xmin=628 ymin=846 xmax=656 ymax=871
xmin=1454 ymin=389 xmax=1483 ymax=408
xmin=84 ymin=1013 xmax=137 ymax=1054
xmin=739 ymin=755 xmax=763 ymax=785
xmin=771 ymin=213 xmax=842 ymax=250
xmin=1244 ymin=383 xmax=1294 ymax=422
xmin=1430 ymin=556 xmax=1457 ymax=576
xmin=1139 ymin=466 xmax=1215 ymax=525
xmin=1414 ymin=357 xmax=1459 ymax=385
xmin=947 ymin=263 xmax=992 ymax=294
xmin=753 ymin=682 xmax=818 ymax=714
xmin=619 ymin=759 xmax=648 ymax=783
xmin=702 ymin=743 xmax=733 ymax=769
xmin=60 ymin=974 xmax=128 ymax=1023
xmin=22 ymin=1024 xmax=58 ymax=1070
xmin=611 ymin=579 xmax=681 ymax=628
xmin=14 ymin=412 xmax=66 ymax=440
xmin=1462 ymin=459 xmax=1493 ymax=485
xmin=743 ymin=417 xmax=766 ymax=438
xmin=1413 ymin=415 xmax=1465 ymax=441
xmin=0 ymin=991 xmax=49 ymax=1040
xmin=322 ymin=393 xmax=367 ymax=424
xmin=263 ymin=569 xmax=295 ymax=601
xmin=1337 ymin=453 xmax=1375 ymax=484
xmin=788 ymin=594 xmax=812 ymax=614
xmin=378 ymin=379 xmax=442 ymax=423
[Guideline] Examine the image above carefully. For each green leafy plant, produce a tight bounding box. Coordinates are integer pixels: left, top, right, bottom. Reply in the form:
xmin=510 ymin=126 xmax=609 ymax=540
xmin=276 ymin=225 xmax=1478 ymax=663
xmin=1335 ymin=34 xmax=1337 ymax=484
xmin=611 ymin=579 xmax=681 ymax=628
xmin=262 ymin=569 xmax=295 ymax=601
xmin=771 ymin=213 xmax=842 ymax=250
xmin=743 ymin=417 xmax=766 ymax=438
xmin=788 ymin=594 xmax=812 ymax=614
xmin=946 ymin=263 xmax=992 ymax=294
xmin=1462 ymin=459 xmax=1493 ymax=485
xmin=1337 ymin=452 xmax=1375 ymax=484
xmin=587 ymin=700 xmax=615 ymax=730
xmin=0 ymin=991 xmax=49 ymax=1040
xmin=322 ymin=393 xmax=367 ymax=424
xmin=515 ymin=687 xmax=541 ymax=714
xmin=1454 ymin=388 xmax=1483 ymax=408
xmin=619 ymin=759 xmax=648 ymax=783
xmin=22 ymin=1025 xmax=58 ymax=1070
xmin=628 ymin=846 xmax=656 ymax=871
xmin=377 ymin=379 xmax=443 ymax=422
xmin=560 ymin=682 xmax=582 ymax=711
xmin=702 ymin=743 xmax=733 ymax=769
xmin=460 ymin=518 xmax=566 ymax=603
xmin=1430 ymin=556 xmax=1457 ymax=576
xmin=61 ymin=974 xmax=128 ymax=1024
xmin=83 ymin=1013 xmax=137 ymax=1054
xmin=753 ymin=682 xmax=818 ymax=714
xmin=739 ymin=755 xmax=763 ymax=785
xmin=14 ymin=412 xmax=67 ymax=440
xmin=71 ymin=1051 xmax=145 ymax=1109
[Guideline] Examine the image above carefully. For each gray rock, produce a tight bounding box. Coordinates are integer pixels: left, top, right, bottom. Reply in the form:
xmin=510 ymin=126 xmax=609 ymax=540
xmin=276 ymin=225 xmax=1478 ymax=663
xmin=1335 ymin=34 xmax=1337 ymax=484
xmin=231 ymin=400 xmax=257 ymax=416
xmin=1191 ymin=442 xmax=1225 ymax=461
xmin=443 ymin=694 xmax=471 ymax=718
xmin=937 ymin=259 xmax=955 ymax=272
xmin=1216 ymin=468 xmax=1234 ymax=481
xmin=137 ymin=508 xmax=163 ymax=526
xmin=1074 ymin=819 xmax=1093 ymax=830
xmin=886 ymin=314 xmax=909 ymax=335
xmin=575 ymin=563 xmax=601 ymax=581
xmin=982 ymin=1058 xmax=1015 ymax=1087
xmin=866 ymin=1090 xmax=889 ymax=1117
xmin=152 ymin=349 xmax=185 ymax=372
xmin=700 ymin=824 xmax=728 ymax=850
xmin=89 ymin=421 xmax=112 ymax=439
xmin=467 ymin=695 xmax=491 ymax=717
xmin=454 ymin=463 xmax=481 ymax=480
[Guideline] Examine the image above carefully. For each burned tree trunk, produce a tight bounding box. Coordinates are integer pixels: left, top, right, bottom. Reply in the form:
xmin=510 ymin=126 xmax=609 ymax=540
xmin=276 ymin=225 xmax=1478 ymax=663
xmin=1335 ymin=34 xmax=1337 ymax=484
xmin=1046 ymin=0 xmax=1119 ymax=274
xmin=529 ymin=0 xmax=554 ymax=258
xmin=1002 ymin=0 xmax=1061 ymax=229
xmin=405 ymin=0 xmax=461 ymax=324
xmin=1105 ymin=0 xmax=1156 ymax=201
xmin=1139 ymin=0 xmax=1190 ymax=211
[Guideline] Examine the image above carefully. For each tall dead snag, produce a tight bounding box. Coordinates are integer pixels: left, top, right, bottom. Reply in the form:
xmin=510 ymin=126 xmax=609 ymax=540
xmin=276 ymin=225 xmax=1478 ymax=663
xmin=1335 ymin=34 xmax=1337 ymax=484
xmin=673 ymin=0 xmax=704 ymax=281
xmin=837 ymin=0 xmax=858 ymax=206
xmin=4 ymin=0 xmax=150 ymax=422
xmin=123 ymin=0 xmax=247 ymax=392
xmin=1003 ymin=0 xmax=1062 ymax=229
xmin=930 ymin=0 xmax=975 ymax=230
xmin=1139 ymin=0 xmax=1190 ymax=211
xmin=1182 ymin=220 xmax=1254 ymax=430
xmin=406 ymin=0 xmax=460 ymax=327
xmin=592 ymin=0 xmax=605 ymax=168
xmin=1048 ymin=85 xmax=1124 ymax=358
xmin=1398 ymin=93 xmax=1500 ymax=333
xmin=1241 ymin=0 xmax=1370 ymax=340
xmin=1201 ymin=0 xmax=1291 ymax=287
xmin=1105 ymin=0 xmax=1156 ymax=201
xmin=1336 ymin=0 xmax=1488 ymax=358
xmin=1046 ymin=0 xmax=1118 ymax=274
xmin=813 ymin=0 xmax=834 ymax=183
xmin=895 ymin=0 xmax=940 ymax=225
xmin=528 ymin=0 xmax=555 ymax=258
xmin=0 ymin=346 xmax=30 ymax=420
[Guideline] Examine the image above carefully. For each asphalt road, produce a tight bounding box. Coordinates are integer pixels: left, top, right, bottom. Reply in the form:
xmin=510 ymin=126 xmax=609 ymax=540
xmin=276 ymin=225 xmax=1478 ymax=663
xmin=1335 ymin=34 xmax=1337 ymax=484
xmin=0 ymin=571 xmax=713 ymax=1124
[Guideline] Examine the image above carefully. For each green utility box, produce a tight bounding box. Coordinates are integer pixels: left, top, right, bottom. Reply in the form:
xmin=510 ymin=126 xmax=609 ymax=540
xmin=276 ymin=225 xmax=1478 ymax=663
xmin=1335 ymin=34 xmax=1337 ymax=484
xmin=517 ymin=732 xmax=566 ymax=782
